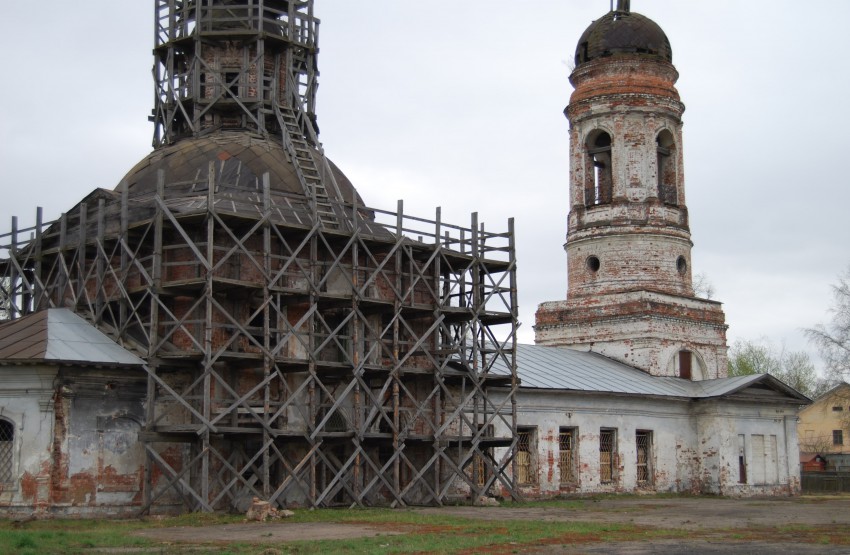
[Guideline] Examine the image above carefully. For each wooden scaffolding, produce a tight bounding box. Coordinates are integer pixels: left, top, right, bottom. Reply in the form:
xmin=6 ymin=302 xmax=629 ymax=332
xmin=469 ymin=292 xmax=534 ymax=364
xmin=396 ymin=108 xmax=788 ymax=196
xmin=0 ymin=0 xmax=518 ymax=511
xmin=0 ymin=180 xmax=518 ymax=509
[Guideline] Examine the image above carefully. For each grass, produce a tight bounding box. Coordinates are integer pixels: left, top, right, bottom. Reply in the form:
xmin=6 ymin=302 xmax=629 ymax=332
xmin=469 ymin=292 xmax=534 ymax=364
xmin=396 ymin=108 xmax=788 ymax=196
xmin=0 ymin=496 xmax=848 ymax=554
xmin=0 ymin=513 xmax=241 ymax=555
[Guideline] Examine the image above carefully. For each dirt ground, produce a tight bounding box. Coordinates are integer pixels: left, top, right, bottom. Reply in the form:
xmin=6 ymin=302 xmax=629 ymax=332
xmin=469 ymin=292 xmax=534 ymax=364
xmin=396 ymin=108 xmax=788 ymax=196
xmin=417 ymin=495 xmax=850 ymax=530
xmin=133 ymin=521 xmax=403 ymax=544
xmin=135 ymin=496 xmax=850 ymax=553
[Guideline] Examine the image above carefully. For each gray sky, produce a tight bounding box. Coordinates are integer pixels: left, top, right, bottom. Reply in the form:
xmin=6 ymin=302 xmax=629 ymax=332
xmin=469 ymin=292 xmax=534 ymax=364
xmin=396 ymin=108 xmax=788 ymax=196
xmin=1 ymin=1 xmax=847 ymax=371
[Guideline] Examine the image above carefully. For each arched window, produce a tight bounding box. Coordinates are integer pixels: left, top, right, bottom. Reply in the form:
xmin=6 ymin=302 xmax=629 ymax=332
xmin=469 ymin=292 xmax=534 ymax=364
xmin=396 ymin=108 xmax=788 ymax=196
xmin=0 ymin=418 xmax=14 ymax=483
xmin=586 ymin=131 xmax=613 ymax=206
xmin=672 ymin=350 xmax=706 ymax=380
xmin=678 ymin=350 xmax=692 ymax=380
xmin=656 ymin=130 xmax=677 ymax=205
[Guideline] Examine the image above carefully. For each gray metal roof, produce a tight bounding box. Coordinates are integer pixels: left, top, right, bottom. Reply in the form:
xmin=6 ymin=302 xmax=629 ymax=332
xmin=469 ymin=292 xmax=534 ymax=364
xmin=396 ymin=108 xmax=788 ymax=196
xmin=498 ymin=344 xmax=808 ymax=401
xmin=0 ymin=309 xmax=144 ymax=366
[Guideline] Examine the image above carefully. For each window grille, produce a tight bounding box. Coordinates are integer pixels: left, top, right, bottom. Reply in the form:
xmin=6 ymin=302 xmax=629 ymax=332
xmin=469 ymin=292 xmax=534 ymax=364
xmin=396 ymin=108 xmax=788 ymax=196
xmin=516 ymin=429 xmax=536 ymax=485
xmin=599 ymin=428 xmax=616 ymax=484
xmin=559 ymin=428 xmax=576 ymax=484
xmin=636 ymin=431 xmax=652 ymax=485
xmin=473 ymin=453 xmax=486 ymax=487
xmin=0 ymin=419 xmax=13 ymax=483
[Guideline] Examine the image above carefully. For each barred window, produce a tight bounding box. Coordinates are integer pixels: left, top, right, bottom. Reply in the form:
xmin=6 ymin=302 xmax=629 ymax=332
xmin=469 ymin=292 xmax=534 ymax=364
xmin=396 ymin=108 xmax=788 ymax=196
xmin=473 ymin=452 xmax=486 ymax=487
xmin=516 ymin=428 xmax=537 ymax=485
xmin=599 ymin=428 xmax=617 ymax=484
xmin=0 ymin=419 xmax=13 ymax=483
xmin=471 ymin=447 xmax=492 ymax=488
xmin=834 ymin=430 xmax=844 ymax=446
xmin=559 ymin=428 xmax=577 ymax=485
xmin=636 ymin=431 xmax=653 ymax=486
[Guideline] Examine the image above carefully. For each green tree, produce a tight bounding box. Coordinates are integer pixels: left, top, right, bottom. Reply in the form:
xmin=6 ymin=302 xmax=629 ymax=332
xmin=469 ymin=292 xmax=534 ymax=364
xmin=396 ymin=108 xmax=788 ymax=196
xmin=806 ymin=266 xmax=850 ymax=382
xmin=727 ymin=338 xmax=821 ymax=397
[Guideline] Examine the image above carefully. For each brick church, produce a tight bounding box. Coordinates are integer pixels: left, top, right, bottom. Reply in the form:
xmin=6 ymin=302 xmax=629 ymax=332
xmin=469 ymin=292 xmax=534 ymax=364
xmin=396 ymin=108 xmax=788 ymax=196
xmin=493 ymin=0 xmax=809 ymax=497
xmin=0 ymin=1 xmax=809 ymax=516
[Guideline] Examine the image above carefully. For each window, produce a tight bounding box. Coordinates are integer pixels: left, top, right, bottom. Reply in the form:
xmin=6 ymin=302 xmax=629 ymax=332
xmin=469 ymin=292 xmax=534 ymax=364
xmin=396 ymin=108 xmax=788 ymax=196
xmin=636 ymin=431 xmax=653 ymax=486
xmin=473 ymin=452 xmax=486 ymax=487
xmin=599 ymin=428 xmax=617 ymax=484
xmin=585 ymin=132 xmax=612 ymax=206
xmin=833 ymin=406 xmax=844 ymax=412
xmin=223 ymin=70 xmax=240 ymax=98
xmin=678 ymin=350 xmax=692 ymax=380
xmin=750 ymin=434 xmax=779 ymax=485
xmin=516 ymin=428 xmax=537 ymax=485
xmin=834 ymin=430 xmax=844 ymax=446
xmin=559 ymin=427 xmax=577 ymax=485
xmin=0 ymin=419 xmax=13 ymax=483
xmin=656 ymin=130 xmax=677 ymax=205
xmin=737 ymin=434 xmax=747 ymax=484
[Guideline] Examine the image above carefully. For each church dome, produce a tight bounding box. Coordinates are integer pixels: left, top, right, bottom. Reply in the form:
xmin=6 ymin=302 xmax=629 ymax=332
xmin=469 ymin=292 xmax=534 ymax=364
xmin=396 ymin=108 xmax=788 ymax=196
xmin=574 ymin=7 xmax=672 ymax=67
xmin=121 ymin=133 xmax=361 ymax=203
xmin=117 ymin=132 xmax=369 ymax=227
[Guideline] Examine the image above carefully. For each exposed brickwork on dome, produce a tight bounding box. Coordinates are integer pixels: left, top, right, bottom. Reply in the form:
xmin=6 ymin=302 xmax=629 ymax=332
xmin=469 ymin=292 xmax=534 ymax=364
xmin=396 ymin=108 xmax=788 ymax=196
xmin=574 ymin=10 xmax=672 ymax=67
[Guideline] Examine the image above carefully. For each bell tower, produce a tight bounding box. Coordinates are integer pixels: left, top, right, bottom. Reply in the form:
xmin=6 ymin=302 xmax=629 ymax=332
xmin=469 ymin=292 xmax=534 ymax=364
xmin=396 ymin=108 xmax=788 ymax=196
xmin=535 ymin=1 xmax=728 ymax=379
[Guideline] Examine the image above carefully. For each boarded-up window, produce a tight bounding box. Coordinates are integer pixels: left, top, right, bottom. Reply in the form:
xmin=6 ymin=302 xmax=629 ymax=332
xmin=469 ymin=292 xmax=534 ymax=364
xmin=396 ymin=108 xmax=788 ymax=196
xmin=517 ymin=428 xmax=536 ymax=485
xmin=599 ymin=428 xmax=617 ymax=484
xmin=636 ymin=431 xmax=652 ymax=485
xmin=559 ymin=428 xmax=577 ymax=485
xmin=750 ymin=434 xmax=779 ymax=485
xmin=678 ymin=351 xmax=692 ymax=380
xmin=751 ymin=435 xmax=765 ymax=484
xmin=765 ymin=435 xmax=778 ymax=485
xmin=0 ymin=419 xmax=13 ymax=483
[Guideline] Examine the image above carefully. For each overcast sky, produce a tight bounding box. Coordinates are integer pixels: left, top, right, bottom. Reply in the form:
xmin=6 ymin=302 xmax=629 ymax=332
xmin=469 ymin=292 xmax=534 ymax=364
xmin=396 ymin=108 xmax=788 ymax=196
xmin=1 ymin=1 xmax=847 ymax=372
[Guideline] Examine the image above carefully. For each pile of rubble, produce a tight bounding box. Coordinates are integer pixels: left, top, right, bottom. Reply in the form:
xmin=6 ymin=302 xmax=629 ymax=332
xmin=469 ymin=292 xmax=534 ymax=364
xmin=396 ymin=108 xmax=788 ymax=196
xmin=245 ymin=498 xmax=296 ymax=522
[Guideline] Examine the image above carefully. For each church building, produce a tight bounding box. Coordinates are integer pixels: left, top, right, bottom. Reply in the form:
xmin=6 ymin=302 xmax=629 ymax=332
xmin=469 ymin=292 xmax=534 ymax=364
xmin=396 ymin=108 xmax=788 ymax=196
xmin=0 ymin=1 xmax=809 ymax=516
xmin=493 ymin=1 xmax=808 ymax=497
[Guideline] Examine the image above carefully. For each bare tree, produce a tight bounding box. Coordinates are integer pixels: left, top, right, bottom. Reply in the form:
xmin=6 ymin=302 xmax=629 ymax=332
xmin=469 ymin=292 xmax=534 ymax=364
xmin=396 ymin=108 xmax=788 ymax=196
xmin=799 ymin=432 xmax=835 ymax=455
xmin=806 ymin=266 xmax=850 ymax=382
xmin=727 ymin=338 xmax=822 ymax=397
xmin=692 ymin=272 xmax=715 ymax=300
xmin=0 ymin=276 xmax=10 ymax=321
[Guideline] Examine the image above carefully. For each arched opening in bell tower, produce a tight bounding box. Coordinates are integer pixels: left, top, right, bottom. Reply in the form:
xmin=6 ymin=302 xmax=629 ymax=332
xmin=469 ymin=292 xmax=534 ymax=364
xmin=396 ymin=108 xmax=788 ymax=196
xmin=585 ymin=131 xmax=613 ymax=206
xmin=656 ymin=130 xmax=678 ymax=205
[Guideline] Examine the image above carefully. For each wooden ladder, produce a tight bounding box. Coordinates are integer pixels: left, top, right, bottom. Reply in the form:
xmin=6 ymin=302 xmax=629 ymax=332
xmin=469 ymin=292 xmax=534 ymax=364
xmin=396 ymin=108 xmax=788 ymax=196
xmin=275 ymin=105 xmax=337 ymax=229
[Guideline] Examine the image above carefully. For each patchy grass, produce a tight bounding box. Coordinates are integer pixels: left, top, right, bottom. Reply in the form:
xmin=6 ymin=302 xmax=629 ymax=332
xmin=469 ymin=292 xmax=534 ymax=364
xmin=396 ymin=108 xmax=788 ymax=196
xmin=1 ymin=497 xmax=850 ymax=554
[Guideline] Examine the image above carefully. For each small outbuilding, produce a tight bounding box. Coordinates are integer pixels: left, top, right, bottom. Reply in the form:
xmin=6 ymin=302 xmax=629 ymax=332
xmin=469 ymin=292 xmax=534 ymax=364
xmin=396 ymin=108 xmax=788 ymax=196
xmin=0 ymin=309 xmax=146 ymax=516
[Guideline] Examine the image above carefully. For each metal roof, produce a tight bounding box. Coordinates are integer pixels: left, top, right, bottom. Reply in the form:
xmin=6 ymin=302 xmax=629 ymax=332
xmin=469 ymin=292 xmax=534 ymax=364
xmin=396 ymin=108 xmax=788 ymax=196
xmin=498 ymin=344 xmax=808 ymax=402
xmin=0 ymin=309 xmax=144 ymax=366
xmin=575 ymin=8 xmax=672 ymax=66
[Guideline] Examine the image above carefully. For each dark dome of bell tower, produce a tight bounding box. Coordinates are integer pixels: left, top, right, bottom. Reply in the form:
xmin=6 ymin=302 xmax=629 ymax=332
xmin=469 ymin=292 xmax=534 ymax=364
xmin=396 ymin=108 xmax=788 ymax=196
xmin=574 ymin=1 xmax=672 ymax=66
